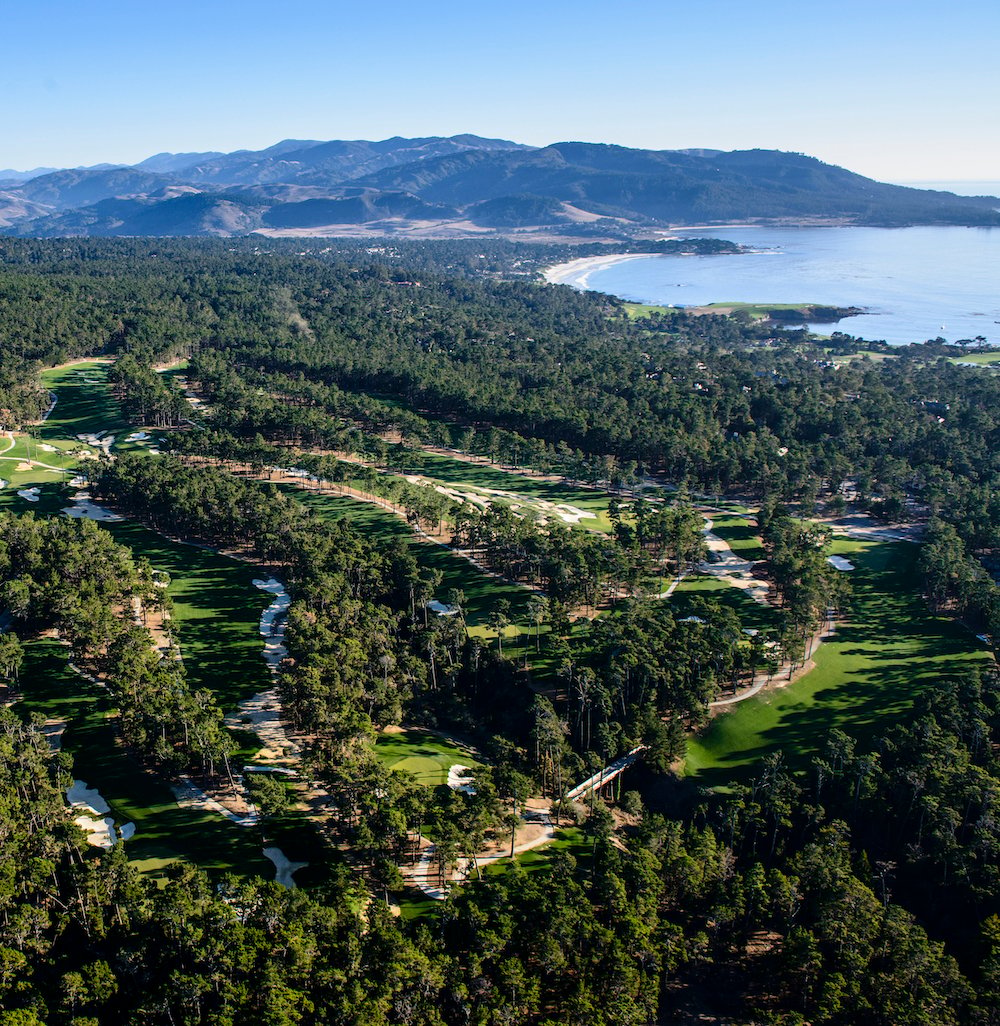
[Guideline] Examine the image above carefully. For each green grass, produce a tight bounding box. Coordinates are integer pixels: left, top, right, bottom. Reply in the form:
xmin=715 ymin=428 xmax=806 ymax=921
xmin=374 ymin=728 xmax=480 ymax=788
xmin=15 ymin=640 xmax=272 ymax=879
xmin=100 ymin=521 xmax=273 ymax=710
xmin=623 ymin=301 xmax=673 ymax=319
xmin=290 ymin=487 xmax=535 ymax=627
xmin=951 ymin=351 xmax=1000 ymax=366
xmin=709 ymin=513 xmax=765 ymax=562
xmin=684 ymin=538 xmax=993 ymax=787
xmin=39 ymin=361 xmax=128 ymax=441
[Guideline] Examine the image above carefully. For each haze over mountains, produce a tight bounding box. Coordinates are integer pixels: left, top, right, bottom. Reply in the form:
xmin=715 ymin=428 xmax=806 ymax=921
xmin=1 ymin=134 xmax=997 ymax=239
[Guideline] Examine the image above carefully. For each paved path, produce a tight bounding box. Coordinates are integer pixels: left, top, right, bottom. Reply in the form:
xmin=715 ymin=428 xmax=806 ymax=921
xmin=412 ymin=805 xmax=555 ymax=899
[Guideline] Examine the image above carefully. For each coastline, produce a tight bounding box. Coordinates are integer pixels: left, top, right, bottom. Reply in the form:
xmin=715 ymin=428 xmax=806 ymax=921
xmin=543 ymin=253 xmax=649 ymax=289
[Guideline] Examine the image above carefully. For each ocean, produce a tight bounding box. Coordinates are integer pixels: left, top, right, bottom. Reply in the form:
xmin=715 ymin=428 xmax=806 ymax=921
xmin=571 ymin=225 xmax=1000 ymax=346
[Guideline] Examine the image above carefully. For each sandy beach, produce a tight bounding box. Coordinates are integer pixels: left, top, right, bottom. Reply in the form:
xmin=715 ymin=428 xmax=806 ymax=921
xmin=543 ymin=253 xmax=649 ymax=289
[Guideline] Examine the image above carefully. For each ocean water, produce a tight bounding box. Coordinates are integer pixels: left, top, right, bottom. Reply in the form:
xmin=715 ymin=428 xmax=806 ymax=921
xmin=579 ymin=225 xmax=1000 ymax=346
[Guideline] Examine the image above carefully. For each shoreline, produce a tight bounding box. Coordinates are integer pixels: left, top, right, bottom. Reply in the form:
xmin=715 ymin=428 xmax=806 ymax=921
xmin=543 ymin=253 xmax=650 ymax=289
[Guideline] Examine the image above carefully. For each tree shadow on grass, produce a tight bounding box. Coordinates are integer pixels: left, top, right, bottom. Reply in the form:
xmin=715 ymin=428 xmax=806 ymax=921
xmin=685 ymin=540 xmax=990 ymax=791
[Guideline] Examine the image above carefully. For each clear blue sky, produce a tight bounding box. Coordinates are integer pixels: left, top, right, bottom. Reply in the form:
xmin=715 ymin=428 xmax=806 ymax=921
xmin=2 ymin=0 xmax=997 ymax=182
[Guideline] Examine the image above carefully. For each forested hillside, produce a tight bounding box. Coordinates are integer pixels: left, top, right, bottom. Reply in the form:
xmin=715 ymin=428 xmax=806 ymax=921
xmin=1 ymin=236 xmax=999 ymax=1023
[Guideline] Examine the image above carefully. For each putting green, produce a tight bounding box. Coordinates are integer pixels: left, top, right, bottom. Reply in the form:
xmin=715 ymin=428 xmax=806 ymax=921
xmin=375 ymin=728 xmax=480 ymax=788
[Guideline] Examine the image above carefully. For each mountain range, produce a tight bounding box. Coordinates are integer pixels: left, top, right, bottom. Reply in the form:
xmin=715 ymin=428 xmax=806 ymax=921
xmin=1 ymin=135 xmax=997 ymax=239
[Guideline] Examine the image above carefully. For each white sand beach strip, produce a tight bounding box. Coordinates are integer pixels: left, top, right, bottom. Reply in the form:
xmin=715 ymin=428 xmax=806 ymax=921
xmin=543 ymin=253 xmax=647 ymax=289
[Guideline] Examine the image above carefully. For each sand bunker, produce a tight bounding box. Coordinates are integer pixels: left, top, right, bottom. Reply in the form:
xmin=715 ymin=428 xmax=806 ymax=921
xmin=76 ymin=431 xmax=116 ymax=452
xmin=402 ymin=475 xmax=596 ymax=525
xmin=263 ymin=847 xmax=308 ymax=888
xmin=253 ymin=578 xmax=291 ymax=669
xmin=38 ymin=443 xmax=57 ymax=453
xmin=0 ymin=480 xmax=6 ymax=490
xmin=427 ymin=599 xmax=460 ymax=616
xmin=827 ymin=555 xmax=855 ymax=571
xmin=697 ymin=520 xmax=771 ymax=604
xmin=125 ymin=431 xmax=151 ymax=441
xmin=42 ymin=718 xmax=67 ymax=750
xmin=66 ymin=779 xmax=134 ymax=849
xmin=17 ymin=487 xmax=40 ymax=502
xmin=172 ymin=777 xmax=258 ymax=827
xmin=447 ymin=764 xmax=476 ymax=795
xmin=225 ymin=688 xmax=300 ymax=762
xmin=62 ymin=492 xmax=125 ymax=522
xmin=477 ymin=486 xmax=596 ymax=525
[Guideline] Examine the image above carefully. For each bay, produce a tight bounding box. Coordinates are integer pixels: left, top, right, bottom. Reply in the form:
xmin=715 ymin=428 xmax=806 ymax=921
xmin=577 ymin=226 xmax=1000 ymax=346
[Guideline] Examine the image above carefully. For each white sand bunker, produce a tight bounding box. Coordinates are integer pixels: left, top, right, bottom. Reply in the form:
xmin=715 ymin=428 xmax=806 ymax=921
xmin=68 ymin=475 xmax=87 ymax=487
xmin=125 ymin=431 xmax=151 ymax=441
xmin=254 ymin=578 xmax=291 ymax=669
xmin=263 ymin=847 xmax=308 ymax=888
xmin=62 ymin=492 xmax=125 ymax=522
xmin=410 ymin=477 xmax=491 ymax=510
xmin=447 ymin=764 xmax=476 ymax=795
xmin=827 ymin=555 xmax=855 ymax=571
xmin=480 ymin=487 xmax=596 ymax=525
xmin=427 ymin=599 xmax=460 ymax=616
xmin=0 ymin=480 xmax=7 ymax=490
xmin=17 ymin=487 xmax=40 ymax=502
xmin=76 ymin=431 xmax=116 ymax=452
xmin=38 ymin=443 xmax=58 ymax=453
xmin=66 ymin=779 xmax=134 ymax=849
xmin=402 ymin=475 xmax=596 ymax=524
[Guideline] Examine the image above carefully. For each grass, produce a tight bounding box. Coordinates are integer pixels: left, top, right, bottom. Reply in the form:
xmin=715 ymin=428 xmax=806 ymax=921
xmin=950 ymin=351 xmax=1000 ymax=366
xmin=289 ymin=487 xmax=536 ymax=627
xmin=623 ymin=301 xmax=673 ymax=319
xmin=38 ymin=361 xmax=128 ymax=441
xmin=374 ymin=728 xmax=480 ymax=788
xmin=100 ymin=521 xmax=273 ymax=710
xmin=708 ymin=513 xmax=765 ymax=562
xmin=15 ymin=639 xmax=272 ymax=879
xmin=684 ymin=538 xmax=993 ymax=787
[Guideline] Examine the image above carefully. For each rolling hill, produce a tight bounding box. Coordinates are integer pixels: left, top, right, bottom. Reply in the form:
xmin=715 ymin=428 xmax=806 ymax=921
xmin=1 ymin=135 xmax=996 ymax=238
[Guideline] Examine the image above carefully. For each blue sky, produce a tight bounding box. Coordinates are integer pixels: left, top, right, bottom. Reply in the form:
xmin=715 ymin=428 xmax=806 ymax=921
xmin=2 ymin=0 xmax=997 ymax=182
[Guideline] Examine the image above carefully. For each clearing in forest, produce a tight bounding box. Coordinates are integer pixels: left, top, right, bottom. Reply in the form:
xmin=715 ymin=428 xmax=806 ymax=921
xmin=14 ymin=640 xmax=272 ymax=878
xmin=375 ymin=728 xmax=481 ymax=788
xmin=684 ymin=537 xmax=993 ymax=786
